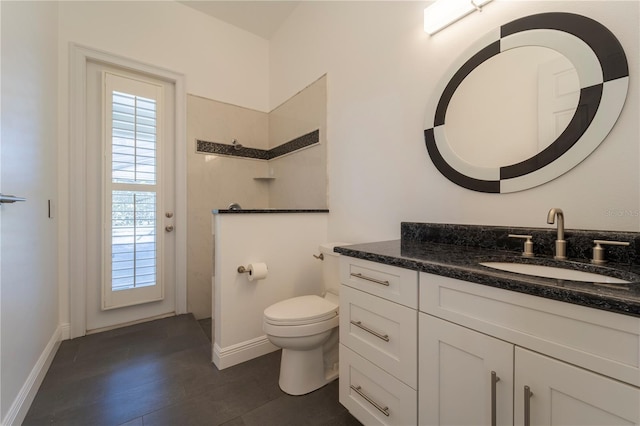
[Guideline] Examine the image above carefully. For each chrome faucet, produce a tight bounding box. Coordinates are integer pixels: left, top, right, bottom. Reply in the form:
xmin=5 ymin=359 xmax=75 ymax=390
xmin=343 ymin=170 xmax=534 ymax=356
xmin=547 ymin=208 xmax=567 ymax=260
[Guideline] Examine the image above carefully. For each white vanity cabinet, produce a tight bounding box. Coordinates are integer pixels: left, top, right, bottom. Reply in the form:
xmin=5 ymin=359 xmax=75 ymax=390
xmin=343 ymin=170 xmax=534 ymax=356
xmin=419 ymin=272 xmax=640 ymax=426
xmin=337 ymin=255 xmax=640 ymax=426
xmin=339 ymin=257 xmax=419 ymax=426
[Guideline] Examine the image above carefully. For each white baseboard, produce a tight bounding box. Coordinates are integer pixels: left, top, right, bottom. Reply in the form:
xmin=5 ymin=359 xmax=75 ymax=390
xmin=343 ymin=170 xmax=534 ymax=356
xmin=213 ymin=335 xmax=278 ymax=370
xmin=2 ymin=325 xmax=62 ymax=426
xmin=59 ymin=322 xmax=71 ymax=341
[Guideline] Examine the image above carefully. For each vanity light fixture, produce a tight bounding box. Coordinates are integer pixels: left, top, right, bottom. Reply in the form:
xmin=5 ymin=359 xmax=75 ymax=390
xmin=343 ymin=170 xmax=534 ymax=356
xmin=424 ymin=0 xmax=494 ymax=35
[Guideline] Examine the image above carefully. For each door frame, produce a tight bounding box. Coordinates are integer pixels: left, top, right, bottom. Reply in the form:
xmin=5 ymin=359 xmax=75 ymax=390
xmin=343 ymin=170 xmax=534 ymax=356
xmin=69 ymin=43 xmax=187 ymax=338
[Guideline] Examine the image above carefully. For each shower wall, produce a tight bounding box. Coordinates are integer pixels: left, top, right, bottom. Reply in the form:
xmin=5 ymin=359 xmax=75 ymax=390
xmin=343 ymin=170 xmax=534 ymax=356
xmin=186 ymin=75 xmax=328 ymax=320
xmin=269 ymin=75 xmax=327 ymax=208
xmin=187 ymin=96 xmax=269 ymax=319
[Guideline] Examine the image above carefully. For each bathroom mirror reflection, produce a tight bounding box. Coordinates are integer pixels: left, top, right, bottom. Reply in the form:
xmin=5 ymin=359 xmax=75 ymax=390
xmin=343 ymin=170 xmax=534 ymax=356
xmin=446 ymin=46 xmax=579 ymax=168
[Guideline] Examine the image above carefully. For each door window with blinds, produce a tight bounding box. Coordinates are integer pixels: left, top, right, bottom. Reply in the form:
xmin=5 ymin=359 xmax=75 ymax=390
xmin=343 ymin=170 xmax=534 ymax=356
xmin=102 ymin=72 xmax=165 ymax=309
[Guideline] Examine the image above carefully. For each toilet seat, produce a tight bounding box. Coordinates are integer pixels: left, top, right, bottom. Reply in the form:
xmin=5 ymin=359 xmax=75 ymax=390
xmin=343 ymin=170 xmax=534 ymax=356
xmin=263 ymin=314 xmax=339 ymax=338
xmin=264 ymin=295 xmax=338 ymax=326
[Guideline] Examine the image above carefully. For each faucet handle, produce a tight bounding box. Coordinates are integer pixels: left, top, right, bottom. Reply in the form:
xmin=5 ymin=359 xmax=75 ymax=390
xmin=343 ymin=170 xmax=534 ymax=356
xmin=591 ymin=240 xmax=630 ymax=265
xmin=509 ymin=234 xmax=534 ymax=257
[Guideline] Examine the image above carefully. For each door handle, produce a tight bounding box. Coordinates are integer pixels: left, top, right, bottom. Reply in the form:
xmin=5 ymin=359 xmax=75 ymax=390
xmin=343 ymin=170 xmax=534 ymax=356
xmin=491 ymin=371 xmax=500 ymax=426
xmin=0 ymin=194 xmax=26 ymax=204
xmin=165 ymin=225 xmax=174 ymax=232
xmin=524 ymin=385 xmax=533 ymax=426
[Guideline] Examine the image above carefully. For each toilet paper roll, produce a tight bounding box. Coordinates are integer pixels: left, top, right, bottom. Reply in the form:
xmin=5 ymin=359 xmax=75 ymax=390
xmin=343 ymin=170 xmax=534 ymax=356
xmin=247 ymin=263 xmax=268 ymax=281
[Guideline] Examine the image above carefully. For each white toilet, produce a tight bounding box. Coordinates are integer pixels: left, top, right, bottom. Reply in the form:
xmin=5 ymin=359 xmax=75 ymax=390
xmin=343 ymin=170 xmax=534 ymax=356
xmin=263 ymin=242 xmax=346 ymax=395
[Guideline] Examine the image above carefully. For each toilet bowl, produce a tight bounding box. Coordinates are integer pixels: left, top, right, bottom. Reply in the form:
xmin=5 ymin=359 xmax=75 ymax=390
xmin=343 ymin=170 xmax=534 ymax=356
xmin=264 ymin=293 xmax=339 ymax=395
xmin=263 ymin=243 xmax=347 ymax=395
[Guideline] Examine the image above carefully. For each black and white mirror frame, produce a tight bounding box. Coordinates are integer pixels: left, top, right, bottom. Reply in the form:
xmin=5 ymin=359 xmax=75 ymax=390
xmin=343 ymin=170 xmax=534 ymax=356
xmin=424 ymin=12 xmax=629 ymax=193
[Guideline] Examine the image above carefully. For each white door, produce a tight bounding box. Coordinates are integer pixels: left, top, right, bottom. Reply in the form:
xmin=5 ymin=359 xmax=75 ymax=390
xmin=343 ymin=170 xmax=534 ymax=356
xmin=515 ymin=347 xmax=640 ymax=426
xmin=85 ymin=60 xmax=176 ymax=332
xmin=419 ymin=314 xmax=514 ymax=426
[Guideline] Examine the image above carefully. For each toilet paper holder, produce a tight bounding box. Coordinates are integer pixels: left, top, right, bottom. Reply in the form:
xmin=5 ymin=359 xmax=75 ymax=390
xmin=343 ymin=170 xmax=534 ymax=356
xmin=237 ymin=263 xmax=269 ymax=281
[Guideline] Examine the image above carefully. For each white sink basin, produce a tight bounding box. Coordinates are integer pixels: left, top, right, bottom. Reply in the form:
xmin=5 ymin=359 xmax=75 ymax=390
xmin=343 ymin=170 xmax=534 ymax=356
xmin=479 ymin=262 xmax=630 ymax=284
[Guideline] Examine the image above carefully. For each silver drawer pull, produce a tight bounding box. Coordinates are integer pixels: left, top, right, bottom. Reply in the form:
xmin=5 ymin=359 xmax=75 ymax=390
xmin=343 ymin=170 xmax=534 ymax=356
xmin=350 ymin=272 xmax=390 ymax=286
xmin=350 ymin=385 xmax=390 ymax=417
xmin=350 ymin=320 xmax=390 ymax=342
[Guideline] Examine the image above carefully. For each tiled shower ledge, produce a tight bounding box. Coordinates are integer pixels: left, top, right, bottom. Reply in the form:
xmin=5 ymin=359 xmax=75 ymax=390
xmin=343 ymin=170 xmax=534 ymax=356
xmin=197 ymin=129 xmax=320 ymax=160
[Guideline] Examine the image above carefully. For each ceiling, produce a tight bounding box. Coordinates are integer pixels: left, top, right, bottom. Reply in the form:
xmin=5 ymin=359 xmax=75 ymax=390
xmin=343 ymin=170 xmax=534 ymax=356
xmin=179 ymin=1 xmax=300 ymax=40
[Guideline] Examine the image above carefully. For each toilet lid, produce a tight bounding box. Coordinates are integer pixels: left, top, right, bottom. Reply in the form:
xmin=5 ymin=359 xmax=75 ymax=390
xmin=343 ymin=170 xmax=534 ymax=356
xmin=264 ymin=295 xmax=338 ymax=326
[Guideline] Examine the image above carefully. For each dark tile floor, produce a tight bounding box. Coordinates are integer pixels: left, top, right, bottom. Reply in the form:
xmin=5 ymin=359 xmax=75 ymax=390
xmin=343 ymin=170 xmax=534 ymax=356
xmin=24 ymin=314 xmax=360 ymax=426
xmin=197 ymin=317 xmax=212 ymax=342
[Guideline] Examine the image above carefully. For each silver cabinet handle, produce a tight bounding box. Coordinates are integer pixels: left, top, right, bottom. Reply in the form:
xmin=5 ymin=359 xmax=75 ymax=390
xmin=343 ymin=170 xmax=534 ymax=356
xmin=524 ymin=385 xmax=533 ymax=426
xmin=350 ymin=272 xmax=390 ymax=286
xmin=491 ymin=371 xmax=500 ymax=426
xmin=350 ymin=385 xmax=390 ymax=417
xmin=0 ymin=194 xmax=26 ymax=204
xmin=350 ymin=320 xmax=390 ymax=342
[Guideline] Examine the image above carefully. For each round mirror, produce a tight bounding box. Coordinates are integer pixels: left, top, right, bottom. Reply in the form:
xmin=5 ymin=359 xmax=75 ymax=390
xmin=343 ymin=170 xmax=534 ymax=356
xmin=424 ymin=12 xmax=629 ymax=193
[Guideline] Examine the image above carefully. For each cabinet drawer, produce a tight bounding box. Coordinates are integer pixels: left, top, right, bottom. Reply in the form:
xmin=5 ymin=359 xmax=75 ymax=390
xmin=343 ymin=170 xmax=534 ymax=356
xmin=340 ymin=285 xmax=417 ymax=388
xmin=420 ymin=272 xmax=640 ymax=387
xmin=340 ymin=256 xmax=418 ymax=308
xmin=339 ymin=344 xmax=417 ymax=426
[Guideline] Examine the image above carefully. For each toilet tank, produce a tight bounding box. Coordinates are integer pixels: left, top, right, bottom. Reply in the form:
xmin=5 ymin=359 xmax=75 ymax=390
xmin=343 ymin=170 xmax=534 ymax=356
xmin=320 ymin=242 xmax=350 ymax=295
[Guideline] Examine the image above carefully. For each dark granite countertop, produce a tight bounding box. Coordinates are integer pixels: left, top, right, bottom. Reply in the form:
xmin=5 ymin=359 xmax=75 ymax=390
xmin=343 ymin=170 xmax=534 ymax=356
xmin=212 ymin=209 xmax=329 ymax=214
xmin=335 ymin=239 xmax=640 ymax=318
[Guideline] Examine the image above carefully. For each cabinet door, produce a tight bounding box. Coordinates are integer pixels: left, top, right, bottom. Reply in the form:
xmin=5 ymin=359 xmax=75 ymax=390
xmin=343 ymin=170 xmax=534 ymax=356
xmin=419 ymin=314 xmax=514 ymax=426
xmin=515 ymin=347 xmax=640 ymax=426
